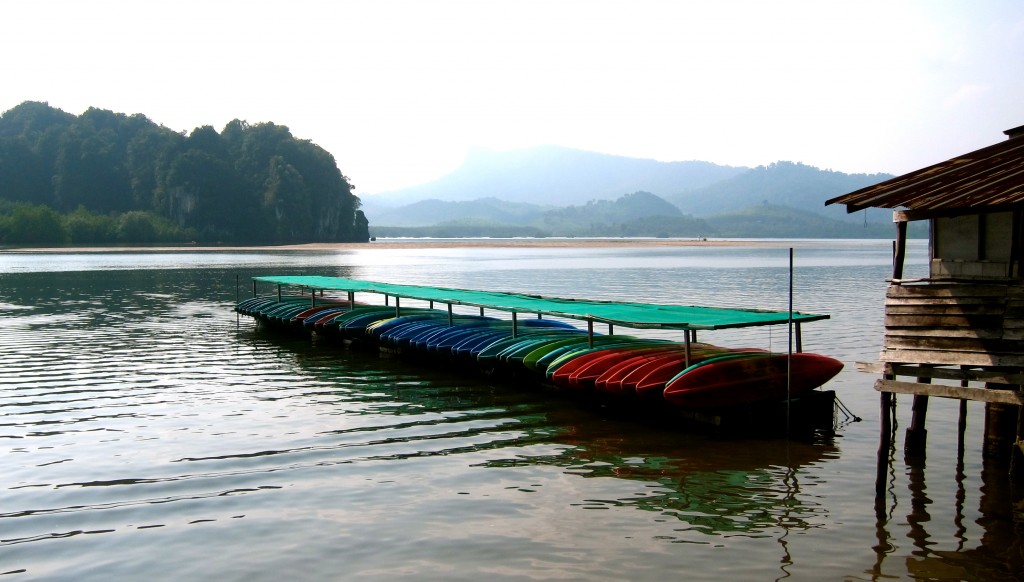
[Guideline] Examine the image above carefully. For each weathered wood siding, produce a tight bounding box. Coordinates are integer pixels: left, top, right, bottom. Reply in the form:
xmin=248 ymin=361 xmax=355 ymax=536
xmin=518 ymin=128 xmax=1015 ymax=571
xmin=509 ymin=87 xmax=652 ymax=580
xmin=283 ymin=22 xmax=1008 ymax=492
xmin=882 ymin=282 xmax=1024 ymax=366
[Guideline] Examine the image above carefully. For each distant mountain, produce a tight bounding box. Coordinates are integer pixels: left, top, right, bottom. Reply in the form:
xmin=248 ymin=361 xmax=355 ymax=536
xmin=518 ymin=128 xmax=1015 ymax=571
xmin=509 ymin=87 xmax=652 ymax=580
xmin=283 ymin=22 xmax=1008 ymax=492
xmin=362 ymin=146 xmax=907 ymax=238
xmin=535 ymin=191 xmax=687 ymax=236
xmin=704 ymin=203 xmax=898 ymax=238
xmin=369 ymin=197 xmax=548 ymax=227
xmin=367 ymin=192 xmax=908 ymax=239
xmin=672 ymin=161 xmax=894 ymax=225
xmin=364 ymin=145 xmax=747 ymax=208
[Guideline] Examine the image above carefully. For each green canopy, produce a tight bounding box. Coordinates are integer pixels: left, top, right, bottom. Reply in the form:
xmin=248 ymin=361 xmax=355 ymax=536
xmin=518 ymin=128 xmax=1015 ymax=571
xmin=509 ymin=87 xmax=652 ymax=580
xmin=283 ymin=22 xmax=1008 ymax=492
xmin=253 ymin=275 xmax=829 ymax=331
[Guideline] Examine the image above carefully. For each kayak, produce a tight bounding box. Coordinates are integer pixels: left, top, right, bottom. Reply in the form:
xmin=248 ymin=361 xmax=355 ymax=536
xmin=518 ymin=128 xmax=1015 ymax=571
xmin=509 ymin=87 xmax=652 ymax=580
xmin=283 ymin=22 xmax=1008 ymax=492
xmin=662 ymin=352 xmax=844 ymax=409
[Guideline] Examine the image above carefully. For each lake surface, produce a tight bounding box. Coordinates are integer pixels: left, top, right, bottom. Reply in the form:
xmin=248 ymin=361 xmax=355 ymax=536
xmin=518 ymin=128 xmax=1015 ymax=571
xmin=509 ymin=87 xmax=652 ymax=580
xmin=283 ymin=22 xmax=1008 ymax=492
xmin=2 ymin=239 xmax=1022 ymax=581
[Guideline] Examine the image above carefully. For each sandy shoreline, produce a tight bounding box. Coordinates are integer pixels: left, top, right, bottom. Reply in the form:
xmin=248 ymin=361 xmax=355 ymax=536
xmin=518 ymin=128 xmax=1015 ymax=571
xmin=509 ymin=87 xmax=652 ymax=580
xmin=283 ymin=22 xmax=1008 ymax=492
xmin=3 ymin=238 xmax=787 ymax=253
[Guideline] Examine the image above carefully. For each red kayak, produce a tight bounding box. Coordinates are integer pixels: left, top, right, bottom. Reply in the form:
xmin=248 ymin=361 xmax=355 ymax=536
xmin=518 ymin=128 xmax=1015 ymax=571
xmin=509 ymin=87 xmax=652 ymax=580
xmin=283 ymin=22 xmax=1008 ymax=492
xmin=593 ymin=349 xmax=688 ymax=394
xmin=629 ymin=348 xmax=766 ymax=397
xmin=550 ymin=343 xmax=668 ymax=389
xmin=566 ymin=345 xmax=682 ymax=390
xmin=663 ymin=352 xmax=844 ymax=409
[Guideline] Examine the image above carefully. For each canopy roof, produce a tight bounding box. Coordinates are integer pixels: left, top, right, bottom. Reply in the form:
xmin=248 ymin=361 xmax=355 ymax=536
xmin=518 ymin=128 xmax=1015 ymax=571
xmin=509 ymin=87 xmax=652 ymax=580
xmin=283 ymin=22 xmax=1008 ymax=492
xmin=826 ymin=127 xmax=1024 ymax=214
xmin=254 ymin=275 xmax=829 ymax=331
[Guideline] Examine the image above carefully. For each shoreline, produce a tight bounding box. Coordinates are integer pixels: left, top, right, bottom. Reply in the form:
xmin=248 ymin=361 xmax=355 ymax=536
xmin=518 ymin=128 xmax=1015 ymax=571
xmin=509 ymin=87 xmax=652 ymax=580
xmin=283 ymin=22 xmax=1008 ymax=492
xmin=1 ymin=238 xmax=790 ymax=253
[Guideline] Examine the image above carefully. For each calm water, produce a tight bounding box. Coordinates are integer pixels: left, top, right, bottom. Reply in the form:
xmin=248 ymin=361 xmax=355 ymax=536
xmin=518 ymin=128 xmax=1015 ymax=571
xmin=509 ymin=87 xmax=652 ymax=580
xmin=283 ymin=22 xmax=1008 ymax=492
xmin=2 ymin=240 xmax=1022 ymax=581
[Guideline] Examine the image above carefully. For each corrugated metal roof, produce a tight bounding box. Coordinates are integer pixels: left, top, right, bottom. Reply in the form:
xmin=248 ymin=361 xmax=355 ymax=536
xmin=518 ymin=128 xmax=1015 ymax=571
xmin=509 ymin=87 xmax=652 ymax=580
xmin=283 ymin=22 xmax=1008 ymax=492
xmin=826 ymin=132 xmax=1024 ymax=213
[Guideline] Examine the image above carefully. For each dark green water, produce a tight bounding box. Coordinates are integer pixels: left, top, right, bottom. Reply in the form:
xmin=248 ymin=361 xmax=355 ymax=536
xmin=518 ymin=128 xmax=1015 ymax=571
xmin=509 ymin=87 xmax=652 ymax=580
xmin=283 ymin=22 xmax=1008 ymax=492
xmin=1 ymin=241 xmax=1022 ymax=580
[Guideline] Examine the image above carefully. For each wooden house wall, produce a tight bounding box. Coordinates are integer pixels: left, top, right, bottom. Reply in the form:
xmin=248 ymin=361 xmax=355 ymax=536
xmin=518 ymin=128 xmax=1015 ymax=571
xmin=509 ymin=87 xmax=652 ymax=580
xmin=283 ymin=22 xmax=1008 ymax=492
xmin=882 ymin=282 xmax=1024 ymax=367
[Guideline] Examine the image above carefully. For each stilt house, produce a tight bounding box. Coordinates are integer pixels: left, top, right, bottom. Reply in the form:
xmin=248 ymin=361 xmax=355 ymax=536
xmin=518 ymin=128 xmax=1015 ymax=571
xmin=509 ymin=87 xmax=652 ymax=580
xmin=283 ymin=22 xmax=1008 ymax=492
xmin=826 ymin=124 xmax=1024 ymax=465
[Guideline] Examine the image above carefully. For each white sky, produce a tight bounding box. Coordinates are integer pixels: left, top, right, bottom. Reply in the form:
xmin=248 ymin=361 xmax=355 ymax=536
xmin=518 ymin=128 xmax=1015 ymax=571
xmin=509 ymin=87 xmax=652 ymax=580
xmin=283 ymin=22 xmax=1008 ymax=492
xmin=2 ymin=0 xmax=1022 ymax=194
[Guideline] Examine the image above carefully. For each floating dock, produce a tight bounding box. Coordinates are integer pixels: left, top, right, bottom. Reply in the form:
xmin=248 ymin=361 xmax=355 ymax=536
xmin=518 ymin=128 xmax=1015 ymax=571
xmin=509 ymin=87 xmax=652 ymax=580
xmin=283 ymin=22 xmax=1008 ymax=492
xmin=236 ymin=275 xmax=843 ymax=431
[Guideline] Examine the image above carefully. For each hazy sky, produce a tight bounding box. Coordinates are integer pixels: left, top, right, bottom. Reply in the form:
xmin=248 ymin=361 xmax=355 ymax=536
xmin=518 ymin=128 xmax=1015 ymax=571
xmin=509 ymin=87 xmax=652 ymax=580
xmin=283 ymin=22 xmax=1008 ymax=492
xmin=3 ymin=0 xmax=1022 ymax=194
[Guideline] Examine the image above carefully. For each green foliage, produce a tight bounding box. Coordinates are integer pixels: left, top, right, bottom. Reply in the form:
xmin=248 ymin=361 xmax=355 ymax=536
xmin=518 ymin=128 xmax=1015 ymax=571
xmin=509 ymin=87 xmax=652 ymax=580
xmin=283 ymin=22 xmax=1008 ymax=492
xmin=0 ymin=101 xmax=367 ymax=244
xmin=64 ymin=206 xmax=116 ymax=242
xmin=116 ymin=211 xmax=160 ymax=242
xmin=0 ymin=202 xmax=67 ymax=244
xmin=0 ymin=202 xmax=197 ymax=245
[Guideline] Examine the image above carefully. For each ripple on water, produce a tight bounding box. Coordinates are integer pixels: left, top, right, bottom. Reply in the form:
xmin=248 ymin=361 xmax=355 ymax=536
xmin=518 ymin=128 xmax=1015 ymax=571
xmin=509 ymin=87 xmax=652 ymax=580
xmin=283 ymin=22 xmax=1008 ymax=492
xmin=2 ymin=243 xmax=1020 ymax=581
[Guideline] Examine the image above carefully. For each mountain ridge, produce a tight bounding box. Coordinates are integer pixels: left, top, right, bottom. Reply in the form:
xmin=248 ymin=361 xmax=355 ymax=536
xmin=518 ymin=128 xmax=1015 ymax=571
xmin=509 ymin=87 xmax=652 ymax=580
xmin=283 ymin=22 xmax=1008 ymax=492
xmin=365 ymin=145 xmax=748 ymax=208
xmin=363 ymin=146 xmax=897 ymax=237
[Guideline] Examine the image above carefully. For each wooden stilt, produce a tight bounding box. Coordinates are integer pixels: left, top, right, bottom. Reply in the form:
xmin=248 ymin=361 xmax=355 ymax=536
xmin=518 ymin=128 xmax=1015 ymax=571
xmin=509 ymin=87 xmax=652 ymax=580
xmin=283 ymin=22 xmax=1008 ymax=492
xmin=892 ymin=220 xmax=908 ymax=280
xmin=983 ymin=395 xmax=1018 ymax=461
xmin=876 ymin=390 xmax=893 ymax=497
xmin=1012 ymin=403 xmax=1024 ymax=480
xmin=905 ymin=394 xmax=929 ymax=457
xmin=904 ymin=366 xmax=932 ymax=457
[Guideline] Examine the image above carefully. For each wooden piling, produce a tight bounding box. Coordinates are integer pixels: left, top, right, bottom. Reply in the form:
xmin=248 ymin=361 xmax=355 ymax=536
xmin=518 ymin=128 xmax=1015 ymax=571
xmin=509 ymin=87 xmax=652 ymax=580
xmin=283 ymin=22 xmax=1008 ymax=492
xmin=904 ymin=367 xmax=932 ymax=457
xmin=876 ymin=387 xmax=894 ymax=497
xmin=983 ymin=392 xmax=1019 ymax=461
xmin=1012 ymin=404 xmax=1024 ymax=479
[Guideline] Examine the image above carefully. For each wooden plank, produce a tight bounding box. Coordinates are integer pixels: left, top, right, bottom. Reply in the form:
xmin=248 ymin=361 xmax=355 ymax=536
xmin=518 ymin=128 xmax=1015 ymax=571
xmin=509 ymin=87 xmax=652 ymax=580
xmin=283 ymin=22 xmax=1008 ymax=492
xmin=855 ymin=361 xmax=887 ymax=374
xmin=885 ymin=296 xmax=1001 ymax=306
xmin=883 ymin=336 xmax=1024 ymax=353
xmin=880 ymin=348 xmax=1024 ymax=366
xmin=884 ymin=314 xmax=1003 ymax=328
xmin=885 ymin=304 xmax=1006 ymax=316
xmin=874 ymin=379 xmax=1024 ymax=405
xmin=883 ymin=327 xmax=1002 ymax=339
xmin=887 ymin=285 xmax=1008 ymax=298
xmin=892 ymin=207 xmax=1021 ymax=223
xmin=856 ymin=362 xmax=1024 ymax=384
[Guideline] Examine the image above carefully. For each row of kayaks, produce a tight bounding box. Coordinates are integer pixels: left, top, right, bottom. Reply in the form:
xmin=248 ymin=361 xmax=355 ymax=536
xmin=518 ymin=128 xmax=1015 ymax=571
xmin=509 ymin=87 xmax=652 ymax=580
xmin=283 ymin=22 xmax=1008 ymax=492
xmin=235 ymin=297 xmax=844 ymax=410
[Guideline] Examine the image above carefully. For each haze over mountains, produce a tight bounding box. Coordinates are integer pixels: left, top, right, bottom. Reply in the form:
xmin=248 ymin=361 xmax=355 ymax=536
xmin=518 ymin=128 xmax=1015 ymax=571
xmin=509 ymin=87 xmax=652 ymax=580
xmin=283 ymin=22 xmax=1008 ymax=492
xmin=367 ymin=146 xmax=745 ymax=207
xmin=362 ymin=145 xmax=902 ymax=238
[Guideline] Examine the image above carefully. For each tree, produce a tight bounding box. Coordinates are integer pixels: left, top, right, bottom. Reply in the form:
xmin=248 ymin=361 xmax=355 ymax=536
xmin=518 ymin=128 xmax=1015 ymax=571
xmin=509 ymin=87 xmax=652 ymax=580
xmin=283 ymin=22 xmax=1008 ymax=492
xmin=0 ymin=102 xmax=367 ymax=244
xmin=1 ymin=203 xmax=67 ymax=244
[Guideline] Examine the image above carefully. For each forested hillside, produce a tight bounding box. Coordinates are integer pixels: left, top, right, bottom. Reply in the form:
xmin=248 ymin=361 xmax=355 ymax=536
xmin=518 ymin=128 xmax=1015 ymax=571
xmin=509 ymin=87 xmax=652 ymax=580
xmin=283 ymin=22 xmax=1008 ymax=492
xmin=0 ymin=101 xmax=369 ymax=244
xmin=672 ymin=161 xmax=893 ymax=225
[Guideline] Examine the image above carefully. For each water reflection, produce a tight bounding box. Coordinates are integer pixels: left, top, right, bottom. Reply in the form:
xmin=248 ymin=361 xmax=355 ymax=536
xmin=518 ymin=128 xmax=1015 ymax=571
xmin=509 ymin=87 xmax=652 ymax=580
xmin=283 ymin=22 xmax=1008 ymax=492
xmin=871 ymin=409 xmax=1024 ymax=581
xmin=4 ymin=243 xmax=1023 ymax=581
xmin=259 ymin=330 xmax=839 ymax=543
